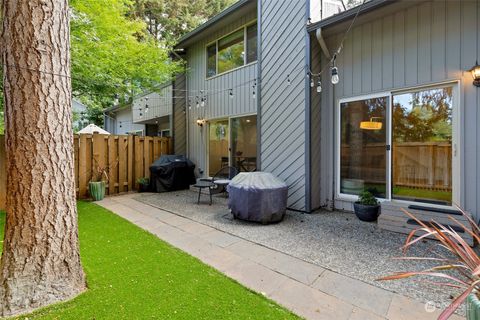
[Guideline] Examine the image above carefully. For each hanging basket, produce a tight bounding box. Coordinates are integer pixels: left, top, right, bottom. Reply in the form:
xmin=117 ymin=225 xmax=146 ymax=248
xmin=89 ymin=181 xmax=106 ymax=201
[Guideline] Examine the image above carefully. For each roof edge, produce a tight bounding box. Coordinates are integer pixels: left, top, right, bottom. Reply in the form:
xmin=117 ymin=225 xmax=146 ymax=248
xmin=176 ymin=0 xmax=252 ymax=48
xmin=307 ymin=0 xmax=397 ymax=32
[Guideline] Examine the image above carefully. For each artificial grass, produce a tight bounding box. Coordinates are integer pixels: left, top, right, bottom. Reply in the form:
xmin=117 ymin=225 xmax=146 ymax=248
xmin=0 ymin=202 xmax=298 ymax=320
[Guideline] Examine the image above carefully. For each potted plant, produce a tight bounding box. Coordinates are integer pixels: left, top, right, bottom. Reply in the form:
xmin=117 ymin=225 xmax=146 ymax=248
xmin=353 ymin=191 xmax=380 ymax=222
xmin=89 ymin=166 xmax=108 ymax=201
xmin=379 ymin=208 xmax=480 ymax=320
xmin=137 ymin=177 xmax=150 ymax=193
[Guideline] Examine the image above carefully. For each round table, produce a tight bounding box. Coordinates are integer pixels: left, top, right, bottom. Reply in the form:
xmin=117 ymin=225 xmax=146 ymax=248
xmin=213 ymin=179 xmax=231 ymax=196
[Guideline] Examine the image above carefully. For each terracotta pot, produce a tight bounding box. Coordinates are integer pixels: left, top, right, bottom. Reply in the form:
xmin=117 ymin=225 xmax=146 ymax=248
xmin=468 ymin=293 xmax=480 ymax=320
xmin=353 ymin=202 xmax=380 ymax=222
xmin=89 ymin=181 xmax=106 ymax=201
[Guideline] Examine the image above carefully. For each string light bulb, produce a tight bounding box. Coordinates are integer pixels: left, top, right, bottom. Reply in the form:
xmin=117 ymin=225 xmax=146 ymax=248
xmin=229 ymin=89 xmax=234 ymax=98
xmin=331 ymin=54 xmax=339 ymax=85
xmin=316 ymin=80 xmax=322 ymax=93
xmin=287 ymin=74 xmax=291 ymax=85
xmin=310 ymin=77 xmax=315 ymax=88
xmin=331 ymin=67 xmax=339 ymax=85
xmin=196 ymin=96 xmax=199 ymax=108
xmin=201 ymin=97 xmax=205 ymax=107
xmin=145 ymin=105 xmax=149 ymax=113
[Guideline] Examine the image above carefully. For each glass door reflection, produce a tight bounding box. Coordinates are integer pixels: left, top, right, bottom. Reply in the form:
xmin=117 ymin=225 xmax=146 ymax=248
xmin=208 ymin=119 xmax=229 ymax=175
xmin=230 ymin=115 xmax=257 ymax=172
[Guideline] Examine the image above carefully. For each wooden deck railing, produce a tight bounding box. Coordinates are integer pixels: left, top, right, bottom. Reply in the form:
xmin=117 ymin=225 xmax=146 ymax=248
xmin=0 ymin=134 xmax=172 ymax=210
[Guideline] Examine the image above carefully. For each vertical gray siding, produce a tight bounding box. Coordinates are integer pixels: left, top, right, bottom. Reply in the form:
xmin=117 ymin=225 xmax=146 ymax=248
xmin=132 ymin=85 xmax=172 ymax=123
xmin=314 ymin=0 xmax=480 ymax=216
xmin=186 ymin=8 xmax=258 ymax=175
xmin=173 ymin=73 xmax=187 ymax=155
xmin=260 ymin=0 xmax=308 ymax=211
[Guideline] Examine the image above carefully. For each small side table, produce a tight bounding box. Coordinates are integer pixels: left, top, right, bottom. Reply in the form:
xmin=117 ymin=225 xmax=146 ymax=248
xmin=213 ymin=179 xmax=231 ymax=197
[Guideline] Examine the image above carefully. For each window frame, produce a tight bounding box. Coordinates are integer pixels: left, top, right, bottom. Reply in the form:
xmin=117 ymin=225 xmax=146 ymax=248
xmin=205 ymin=20 xmax=257 ymax=80
xmin=335 ymin=81 xmax=460 ymax=209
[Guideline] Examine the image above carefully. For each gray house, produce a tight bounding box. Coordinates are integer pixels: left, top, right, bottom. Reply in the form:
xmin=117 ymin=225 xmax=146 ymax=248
xmin=104 ymin=82 xmax=187 ymax=155
xmin=174 ymin=0 xmax=480 ymax=226
xmin=175 ymin=0 xmax=343 ymax=212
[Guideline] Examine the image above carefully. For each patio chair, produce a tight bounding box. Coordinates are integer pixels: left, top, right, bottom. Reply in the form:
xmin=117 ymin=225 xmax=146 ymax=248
xmin=194 ymin=166 xmax=239 ymax=204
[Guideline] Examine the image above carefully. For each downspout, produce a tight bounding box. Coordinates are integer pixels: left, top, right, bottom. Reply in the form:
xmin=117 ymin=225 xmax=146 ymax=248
xmin=316 ymin=28 xmax=331 ymax=60
xmin=315 ymin=27 xmax=335 ymax=211
xmin=305 ymin=0 xmax=312 ymax=213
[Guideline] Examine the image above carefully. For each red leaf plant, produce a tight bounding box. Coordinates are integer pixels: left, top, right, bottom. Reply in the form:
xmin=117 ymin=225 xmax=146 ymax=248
xmin=378 ymin=208 xmax=480 ymax=320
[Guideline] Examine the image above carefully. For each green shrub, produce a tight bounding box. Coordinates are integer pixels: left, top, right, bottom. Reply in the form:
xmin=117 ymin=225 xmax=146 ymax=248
xmin=136 ymin=177 xmax=149 ymax=185
xmin=358 ymin=191 xmax=379 ymax=206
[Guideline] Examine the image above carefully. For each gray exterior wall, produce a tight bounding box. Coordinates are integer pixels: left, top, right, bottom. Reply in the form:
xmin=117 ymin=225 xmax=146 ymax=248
xmin=173 ymin=73 xmax=187 ymax=155
xmin=260 ymin=0 xmax=309 ymax=211
xmin=186 ymin=8 xmax=257 ymax=175
xmin=313 ymin=0 xmax=480 ymax=217
xmin=132 ymin=85 xmax=173 ymax=123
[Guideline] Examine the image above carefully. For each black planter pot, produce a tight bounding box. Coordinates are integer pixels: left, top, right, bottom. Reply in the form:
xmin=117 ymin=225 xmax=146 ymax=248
xmin=353 ymin=202 xmax=380 ymax=222
xmin=138 ymin=183 xmax=150 ymax=193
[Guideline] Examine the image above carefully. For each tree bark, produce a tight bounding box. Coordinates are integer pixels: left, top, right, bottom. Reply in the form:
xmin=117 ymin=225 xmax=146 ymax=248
xmin=0 ymin=0 xmax=86 ymax=316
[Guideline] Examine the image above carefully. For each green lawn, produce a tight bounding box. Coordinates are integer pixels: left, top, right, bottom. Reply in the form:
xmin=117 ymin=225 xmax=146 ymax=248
xmin=0 ymin=202 xmax=298 ymax=319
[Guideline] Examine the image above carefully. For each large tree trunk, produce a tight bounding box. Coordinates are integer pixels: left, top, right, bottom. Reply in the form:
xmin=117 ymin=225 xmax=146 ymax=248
xmin=0 ymin=0 xmax=86 ymax=316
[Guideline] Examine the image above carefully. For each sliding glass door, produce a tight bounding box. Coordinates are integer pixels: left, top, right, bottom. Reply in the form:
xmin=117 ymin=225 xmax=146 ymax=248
xmin=231 ymin=115 xmax=257 ymax=172
xmin=340 ymin=97 xmax=388 ymax=198
xmin=338 ymin=84 xmax=456 ymax=206
xmin=392 ymin=87 xmax=453 ymax=206
xmin=208 ymin=119 xmax=229 ymax=175
xmin=208 ymin=115 xmax=257 ymax=176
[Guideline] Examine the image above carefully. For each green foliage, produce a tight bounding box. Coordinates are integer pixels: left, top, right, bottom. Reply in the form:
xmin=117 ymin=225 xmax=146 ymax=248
xmin=136 ymin=177 xmax=150 ymax=185
xmin=358 ymin=191 xmax=379 ymax=206
xmin=70 ymin=0 xmax=180 ymax=110
xmin=0 ymin=203 xmax=299 ymax=319
xmin=392 ymin=88 xmax=453 ymax=143
xmin=130 ymin=0 xmax=236 ymax=44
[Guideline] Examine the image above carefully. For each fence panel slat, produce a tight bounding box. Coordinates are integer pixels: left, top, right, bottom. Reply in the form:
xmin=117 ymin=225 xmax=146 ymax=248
xmin=127 ymin=135 xmax=134 ymax=192
xmin=118 ymin=136 xmax=127 ymax=193
xmin=144 ymin=137 xmax=151 ymax=178
xmin=78 ymin=134 xmax=88 ymax=198
xmin=108 ymin=135 xmax=117 ymax=195
xmin=134 ymin=136 xmax=142 ymax=189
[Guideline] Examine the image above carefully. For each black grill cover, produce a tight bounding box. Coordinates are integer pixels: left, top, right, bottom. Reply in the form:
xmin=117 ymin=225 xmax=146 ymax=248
xmin=149 ymin=155 xmax=196 ymax=192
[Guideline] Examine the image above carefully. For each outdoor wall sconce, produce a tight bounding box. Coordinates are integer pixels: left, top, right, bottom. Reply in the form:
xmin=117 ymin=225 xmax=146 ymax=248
xmin=360 ymin=117 xmax=383 ymax=130
xmin=196 ymin=118 xmax=206 ymax=127
xmin=470 ymin=61 xmax=480 ymax=87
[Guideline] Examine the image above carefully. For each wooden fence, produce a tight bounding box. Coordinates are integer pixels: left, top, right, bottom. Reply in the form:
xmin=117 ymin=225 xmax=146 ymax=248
xmin=0 ymin=134 xmax=172 ymax=210
xmin=341 ymin=141 xmax=452 ymax=191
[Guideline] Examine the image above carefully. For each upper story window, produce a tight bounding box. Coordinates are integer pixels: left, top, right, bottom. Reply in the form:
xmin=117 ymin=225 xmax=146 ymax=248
xmin=206 ymin=22 xmax=257 ymax=78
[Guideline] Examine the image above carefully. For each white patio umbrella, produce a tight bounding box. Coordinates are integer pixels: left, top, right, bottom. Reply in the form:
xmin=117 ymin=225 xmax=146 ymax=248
xmin=78 ymin=124 xmax=110 ymax=135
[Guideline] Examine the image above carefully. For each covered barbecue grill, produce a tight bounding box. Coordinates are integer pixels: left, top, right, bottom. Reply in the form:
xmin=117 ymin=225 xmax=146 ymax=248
xmin=228 ymin=172 xmax=288 ymax=224
xmin=149 ymin=155 xmax=196 ymax=192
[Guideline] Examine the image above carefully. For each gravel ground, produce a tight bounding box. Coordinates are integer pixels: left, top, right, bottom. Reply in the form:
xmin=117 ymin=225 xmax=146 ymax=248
xmin=134 ymin=190 xmax=464 ymax=314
